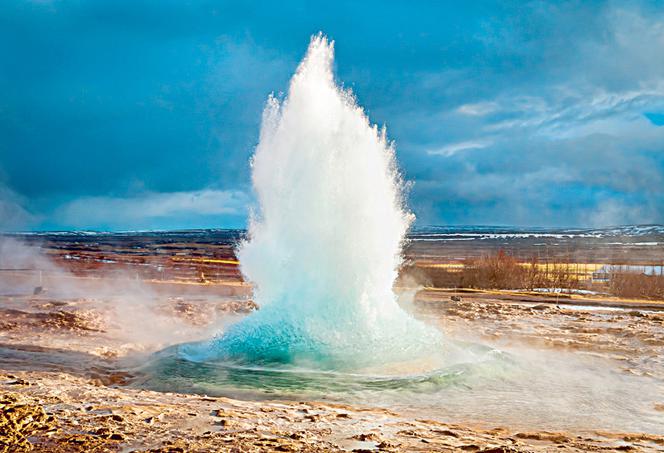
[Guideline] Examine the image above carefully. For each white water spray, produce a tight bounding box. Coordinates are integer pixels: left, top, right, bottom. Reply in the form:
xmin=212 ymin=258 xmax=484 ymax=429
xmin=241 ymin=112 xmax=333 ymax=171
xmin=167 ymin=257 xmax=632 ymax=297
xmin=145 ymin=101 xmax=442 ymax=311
xmin=189 ymin=34 xmax=441 ymax=368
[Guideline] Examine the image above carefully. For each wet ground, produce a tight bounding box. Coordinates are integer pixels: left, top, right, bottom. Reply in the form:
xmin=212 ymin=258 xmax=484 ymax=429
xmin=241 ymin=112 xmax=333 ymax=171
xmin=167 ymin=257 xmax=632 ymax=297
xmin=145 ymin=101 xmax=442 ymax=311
xmin=1 ymin=274 xmax=663 ymax=451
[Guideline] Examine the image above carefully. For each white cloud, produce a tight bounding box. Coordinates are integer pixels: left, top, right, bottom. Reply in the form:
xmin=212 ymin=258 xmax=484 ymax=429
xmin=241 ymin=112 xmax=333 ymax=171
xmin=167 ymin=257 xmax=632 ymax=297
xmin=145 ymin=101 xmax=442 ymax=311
xmin=0 ymin=185 xmax=36 ymax=231
xmin=483 ymin=87 xmax=664 ymax=138
xmin=427 ymin=140 xmax=490 ymax=157
xmin=456 ymin=102 xmax=498 ymax=116
xmin=582 ymin=199 xmax=659 ymax=228
xmin=57 ymin=189 xmax=249 ymax=229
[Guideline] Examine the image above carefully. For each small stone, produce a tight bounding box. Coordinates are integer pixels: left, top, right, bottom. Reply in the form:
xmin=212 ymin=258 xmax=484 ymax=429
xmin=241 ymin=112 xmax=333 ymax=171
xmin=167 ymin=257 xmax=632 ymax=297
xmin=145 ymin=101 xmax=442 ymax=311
xmin=95 ymin=427 xmax=111 ymax=437
xmin=433 ymin=429 xmax=459 ymax=437
xmin=352 ymin=433 xmax=379 ymax=441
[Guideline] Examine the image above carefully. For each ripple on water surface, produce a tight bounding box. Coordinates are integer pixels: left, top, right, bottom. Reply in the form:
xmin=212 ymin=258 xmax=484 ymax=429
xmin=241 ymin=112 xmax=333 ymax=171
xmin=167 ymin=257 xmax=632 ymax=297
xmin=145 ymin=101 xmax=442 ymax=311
xmin=136 ymin=338 xmax=664 ymax=436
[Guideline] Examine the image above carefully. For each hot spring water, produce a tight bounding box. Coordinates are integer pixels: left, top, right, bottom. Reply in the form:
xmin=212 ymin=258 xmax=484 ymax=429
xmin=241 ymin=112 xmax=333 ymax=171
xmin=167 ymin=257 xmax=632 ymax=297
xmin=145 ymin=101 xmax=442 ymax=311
xmin=142 ymin=35 xmax=664 ymax=435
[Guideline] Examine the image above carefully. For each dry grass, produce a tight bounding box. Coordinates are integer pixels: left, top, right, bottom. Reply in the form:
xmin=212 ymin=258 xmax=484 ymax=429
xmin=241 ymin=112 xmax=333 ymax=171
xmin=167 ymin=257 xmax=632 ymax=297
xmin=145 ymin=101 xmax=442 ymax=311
xmin=609 ymin=273 xmax=664 ymax=299
xmin=402 ymin=252 xmax=664 ymax=301
xmin=402 ymin=251 xmax=581 ymax=292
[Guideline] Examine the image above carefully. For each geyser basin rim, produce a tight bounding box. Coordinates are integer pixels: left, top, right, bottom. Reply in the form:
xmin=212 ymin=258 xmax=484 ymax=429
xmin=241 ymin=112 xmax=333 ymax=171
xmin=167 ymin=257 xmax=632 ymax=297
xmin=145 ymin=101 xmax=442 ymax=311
xmin=139 ymin=339 xmax=515 ymax=399
xmin=151 ymin=333 xmax=506 ymax=380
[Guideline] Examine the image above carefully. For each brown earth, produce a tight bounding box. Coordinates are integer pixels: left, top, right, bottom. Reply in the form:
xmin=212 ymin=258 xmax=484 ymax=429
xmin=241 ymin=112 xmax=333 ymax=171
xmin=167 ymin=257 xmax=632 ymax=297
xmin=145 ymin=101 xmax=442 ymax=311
xmin=1 ymin=280 xmax=663 ymax=452
xmin=1 ymin=232 xmax=663 ymax=452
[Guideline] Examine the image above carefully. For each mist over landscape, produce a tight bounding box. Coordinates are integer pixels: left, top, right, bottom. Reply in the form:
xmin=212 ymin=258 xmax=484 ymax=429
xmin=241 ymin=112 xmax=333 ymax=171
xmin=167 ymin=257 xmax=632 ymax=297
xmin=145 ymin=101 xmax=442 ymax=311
xmin=1 ymin=2 xmax=663 ymax=452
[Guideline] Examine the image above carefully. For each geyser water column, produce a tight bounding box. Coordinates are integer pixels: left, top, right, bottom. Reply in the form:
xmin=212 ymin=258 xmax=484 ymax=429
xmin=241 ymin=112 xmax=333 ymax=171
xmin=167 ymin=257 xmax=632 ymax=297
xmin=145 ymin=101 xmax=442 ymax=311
xmin=184 ymin=34 xmax=442 ymax=369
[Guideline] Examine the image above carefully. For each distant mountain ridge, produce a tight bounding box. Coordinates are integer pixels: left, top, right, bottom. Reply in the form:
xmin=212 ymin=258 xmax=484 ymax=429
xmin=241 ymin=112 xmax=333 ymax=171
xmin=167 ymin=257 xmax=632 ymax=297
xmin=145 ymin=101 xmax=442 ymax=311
xmin=5 ymin=224 xmax=664 ymax=239
xmin=409 ymin=224 xmax=664 ymax=239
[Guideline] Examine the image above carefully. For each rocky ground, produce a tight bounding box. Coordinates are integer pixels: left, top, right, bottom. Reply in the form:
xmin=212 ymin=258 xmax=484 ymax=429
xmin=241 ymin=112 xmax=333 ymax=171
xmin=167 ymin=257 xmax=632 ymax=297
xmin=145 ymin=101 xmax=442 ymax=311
xmin=1 ymin=280 xmax=664 ymax=452
xmin=416 ymin=289 xmax=664 ymax=381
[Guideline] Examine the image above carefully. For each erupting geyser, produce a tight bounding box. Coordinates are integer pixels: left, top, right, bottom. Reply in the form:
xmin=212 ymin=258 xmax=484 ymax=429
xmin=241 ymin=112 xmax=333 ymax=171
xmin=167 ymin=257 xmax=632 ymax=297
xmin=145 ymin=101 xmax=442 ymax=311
xmin=183 ymin=34 xmax=442 ymax=369
xmin=148 ymin=36 xmax=663 ymax=435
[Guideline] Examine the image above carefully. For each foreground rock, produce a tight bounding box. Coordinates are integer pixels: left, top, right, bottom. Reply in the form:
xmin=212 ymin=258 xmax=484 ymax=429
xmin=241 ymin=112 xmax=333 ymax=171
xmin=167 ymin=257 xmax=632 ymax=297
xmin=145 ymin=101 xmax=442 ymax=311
xmin=2 ymin=369 xmax=664 ymax=452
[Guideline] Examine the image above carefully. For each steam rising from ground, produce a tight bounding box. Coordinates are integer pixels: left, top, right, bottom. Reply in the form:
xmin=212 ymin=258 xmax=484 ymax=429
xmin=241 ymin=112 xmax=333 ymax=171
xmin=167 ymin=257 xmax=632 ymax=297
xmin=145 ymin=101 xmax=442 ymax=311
xmin=186 ymin=35 xmax=443 ymax=368
xmin=0 ymin=237 xmax=224 ymax=351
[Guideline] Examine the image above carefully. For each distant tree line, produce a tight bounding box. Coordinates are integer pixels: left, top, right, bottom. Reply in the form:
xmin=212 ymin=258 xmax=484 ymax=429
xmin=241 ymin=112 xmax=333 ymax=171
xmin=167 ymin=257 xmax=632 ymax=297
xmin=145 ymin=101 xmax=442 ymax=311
xmin=399 ymin=250 xmax=664 ymax=300
xmin=609 ymin=272 xmax=664 ymax=299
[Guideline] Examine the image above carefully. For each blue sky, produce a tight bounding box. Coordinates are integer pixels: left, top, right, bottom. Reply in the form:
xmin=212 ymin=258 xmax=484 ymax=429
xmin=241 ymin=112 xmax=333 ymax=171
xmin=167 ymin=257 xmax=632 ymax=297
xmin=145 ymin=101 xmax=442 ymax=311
xmin=1 ymin=0 xmax=663 ymax=231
